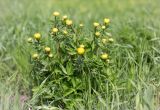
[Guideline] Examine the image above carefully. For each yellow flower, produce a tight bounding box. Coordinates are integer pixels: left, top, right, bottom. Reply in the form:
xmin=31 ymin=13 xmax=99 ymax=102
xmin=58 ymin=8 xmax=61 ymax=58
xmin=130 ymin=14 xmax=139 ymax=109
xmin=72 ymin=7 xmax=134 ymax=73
xmin=32 ymin=53 xmax=39 ymax=59
xmin=102 ymin=25 xmax=106 ymax=29
xmin=34 ymin=33 xmax=41 ymax=41
xmin=27 ymin=37 xmax=32 ymax=43
xmin=93 ymin=22 xmax=99 ymax=27
xmin=102 ymin=38 xmax=107 ymax=44
xmin=48 ymin=53 xmax=53 ymax=58
xmin=45 ymin=47 xmax=51 ymax=53
xmin=79 ymin=23 xmax=84 ymax=27
xmin=80 ymin=44 xmax=85 ymax=48
xmin=101 ymin=53 xmax=108 ymax=60
xmin=95 ymin=32 xmax=100 ymax=37
xmin=63 ymin=30 xmax=68 ymax=35
xmin=52 ymin=28 xmax=58 ymax=33
xmin=108 ymin=38 xmax=114 ymax=42
xmin=104 ymin=18 xmax=110 ymax=24
xmin=53 ymin=11 xmax=60 ymax=16
xmin=62 ymin=15 xmax=68 ymax=20
xmin=77 ymin=47 xmax=85 ymax=55
xmin=66 ymin=19 xmax=73 ymax=26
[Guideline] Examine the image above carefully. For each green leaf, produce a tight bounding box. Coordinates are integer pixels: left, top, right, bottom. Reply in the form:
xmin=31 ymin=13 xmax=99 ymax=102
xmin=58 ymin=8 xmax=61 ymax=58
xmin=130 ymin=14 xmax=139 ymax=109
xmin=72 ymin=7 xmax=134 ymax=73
xmin=66 ymin=62 xmax=74 ymax=75
xmin=71 ymin=77 xmax=81 ymax=88
xmin=63 ymin=88 xmax=75 ymax=97
xmin=60 ymin=64 xmax=68 ymax=75
xmin=93 ymin=89 xmax=107 ymax=107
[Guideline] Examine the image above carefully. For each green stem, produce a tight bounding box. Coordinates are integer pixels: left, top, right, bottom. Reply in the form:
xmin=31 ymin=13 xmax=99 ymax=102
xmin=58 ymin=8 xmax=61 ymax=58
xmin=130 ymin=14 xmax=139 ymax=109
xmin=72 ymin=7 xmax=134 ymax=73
xmin=57 ymin=41 xmax=60 ymax=58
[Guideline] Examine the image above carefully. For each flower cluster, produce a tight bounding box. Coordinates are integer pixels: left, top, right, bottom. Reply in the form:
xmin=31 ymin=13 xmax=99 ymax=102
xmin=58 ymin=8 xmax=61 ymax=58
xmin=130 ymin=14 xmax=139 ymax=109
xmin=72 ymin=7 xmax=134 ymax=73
xmin=27 ymin=11 xmax=114 ymax=108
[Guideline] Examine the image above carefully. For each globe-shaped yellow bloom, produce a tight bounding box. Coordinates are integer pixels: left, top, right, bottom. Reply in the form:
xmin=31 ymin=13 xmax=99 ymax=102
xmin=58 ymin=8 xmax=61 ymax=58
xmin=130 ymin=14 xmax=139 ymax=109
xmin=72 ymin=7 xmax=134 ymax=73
xmin=77 ymin=47 xmax=85 ymax=55
xmin=34 ymin=33 xmax=41 ymax=41
xmin=108 ymin=38 xmax=114 ymax=42
xmin=104 ymin=18 xmax=110 ymax=24
xmin=93 ymin=22 xmax=99 ymax=27
xmin=45 ymin=47 xmax=51 ymax=53
xmin=48 ymin=53 xmax=53 ymax=58
xmin=62 ymin=15 xmax=68 ymax=20
xmin=53 ymin=11 xmax=60 ymax=16
xmin=32 ymin=53 xmax=39 ymax=59
xmin=101 ymin=53 xmax=108 ymax=60
xmin=102 ymin=38 xmax=107 ymax=44
xmin=95 ymin=32 xmax=100 ymax=37
xmin=52 ymin=28 xmax=58 ymax=33
xmin=66 ymin=20 xmax=73 ymax=26
xmin=102 ymin=25 xmax=106 ymax=29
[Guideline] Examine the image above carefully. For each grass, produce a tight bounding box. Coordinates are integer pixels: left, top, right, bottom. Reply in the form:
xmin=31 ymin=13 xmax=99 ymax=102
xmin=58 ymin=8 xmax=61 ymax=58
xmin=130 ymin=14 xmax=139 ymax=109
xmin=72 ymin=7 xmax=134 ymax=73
xmin=0 ymin=0 xmax=160 ymax=109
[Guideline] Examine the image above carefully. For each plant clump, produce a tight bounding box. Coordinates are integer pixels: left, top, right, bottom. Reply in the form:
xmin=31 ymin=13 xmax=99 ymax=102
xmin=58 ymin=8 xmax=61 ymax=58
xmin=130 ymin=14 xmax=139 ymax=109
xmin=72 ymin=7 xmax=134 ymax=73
xmin=27 ymin=11 xmax=115 ymax=109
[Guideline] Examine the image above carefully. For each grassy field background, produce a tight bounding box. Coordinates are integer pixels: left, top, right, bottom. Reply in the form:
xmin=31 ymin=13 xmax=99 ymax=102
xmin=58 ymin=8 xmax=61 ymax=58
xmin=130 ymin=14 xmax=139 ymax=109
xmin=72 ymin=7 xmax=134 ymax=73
xmin=0 ymin=0 xmax=160 ymax=109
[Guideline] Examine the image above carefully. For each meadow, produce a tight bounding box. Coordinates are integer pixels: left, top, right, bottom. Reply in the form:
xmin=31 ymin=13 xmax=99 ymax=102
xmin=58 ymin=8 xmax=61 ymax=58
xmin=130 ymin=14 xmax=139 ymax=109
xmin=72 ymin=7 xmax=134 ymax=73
xmin=0 ymin=0 xmax=160 ymax=110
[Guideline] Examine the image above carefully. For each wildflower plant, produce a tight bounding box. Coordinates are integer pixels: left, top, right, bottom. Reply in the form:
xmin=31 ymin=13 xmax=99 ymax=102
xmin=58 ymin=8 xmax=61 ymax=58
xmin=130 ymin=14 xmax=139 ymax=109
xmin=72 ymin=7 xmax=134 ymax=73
xmin=28 ymin=11 xmax=114 ymax=109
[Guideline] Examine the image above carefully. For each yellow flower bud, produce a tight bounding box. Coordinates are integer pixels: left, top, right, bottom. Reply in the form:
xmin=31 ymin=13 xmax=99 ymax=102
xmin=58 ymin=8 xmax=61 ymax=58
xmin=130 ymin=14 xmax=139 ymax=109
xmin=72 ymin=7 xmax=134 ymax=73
xmin=95 ymin=32 xmax=100 ymax=37
xmin=62 ymin=15 xmax=68 ymax=20
xmin=102 ymin=38 xmax=107 ymax=44
xmin=48 ymin=53 xmax=53 ymax=58
xmin=93 ymin=22 xmax=99 ymax=27
xmin=32 ymin=53 xmax=39 ymax=59
xmin=66 ymin=19 xmax=73 ymax=26
xmin=102 ymin=25 xmax=106 ymax=29
xmin=101 ymin=53 xmax=108 ymax=60
xmin=45 ymin=47 xmax=51 ymax=53
xmin=34 ymin=33 xmax=41 ymax=41
xmin=53 ymin=11 xmax=60 ymax=16
xmin=52 ymin=28 xmax=58 ymax=33
xmin=27 ymin=37 xmax=32 ymax=43
xmin=108 ymin=38 xmax=114 ymax=42
xmin=104 ymin=18 xmax=110 ymax=24
xmin=79 ymin=23 xmax=84 ymax=27
xmin=63 ymin=30 xmax=68 ymax=35
xmin=106 ymin=59 xmax=110 ymax=63
xmin=77 ymin=47 xmax=85 ymax=55
xmin=79 ymin=44 xmax=85 ymax=48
